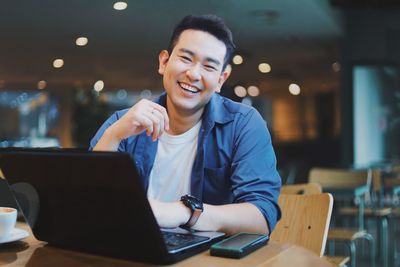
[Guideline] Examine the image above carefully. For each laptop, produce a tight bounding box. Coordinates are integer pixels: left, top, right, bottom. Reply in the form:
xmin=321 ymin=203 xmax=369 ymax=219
xmin=0 ymin=147 xmax=225 ymax=264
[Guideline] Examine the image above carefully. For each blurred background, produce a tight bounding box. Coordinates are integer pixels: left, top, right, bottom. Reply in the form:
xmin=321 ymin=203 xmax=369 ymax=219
xmin=0 ymin=0 xmax=400 ymax=178
xmin=1 ymin=1 xmax=400 ymax=266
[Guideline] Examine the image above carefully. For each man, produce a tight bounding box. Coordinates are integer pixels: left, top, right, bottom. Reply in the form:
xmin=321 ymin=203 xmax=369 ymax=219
xmin=90 ymin=14 xmax=281 ymax=236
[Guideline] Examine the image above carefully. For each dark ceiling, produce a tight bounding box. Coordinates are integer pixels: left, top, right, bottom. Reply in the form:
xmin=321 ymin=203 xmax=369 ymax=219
xmin=0 ymin=0 xmax=344 ymax=96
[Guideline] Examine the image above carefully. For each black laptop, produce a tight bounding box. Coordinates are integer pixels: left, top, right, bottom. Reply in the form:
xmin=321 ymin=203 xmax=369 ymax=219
xmin=0 ymin=147 xmax=224 ymax=264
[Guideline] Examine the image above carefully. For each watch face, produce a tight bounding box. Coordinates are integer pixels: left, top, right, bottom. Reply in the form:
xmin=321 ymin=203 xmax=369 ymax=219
xmin=191 ymin=198 xmax=203 ymax=210
xmin=182 ymin=195 xmax=203 ymax=210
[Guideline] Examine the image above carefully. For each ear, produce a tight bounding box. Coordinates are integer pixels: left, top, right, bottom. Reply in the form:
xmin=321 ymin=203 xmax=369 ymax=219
xmin=158 ymin=50 xmax=170 ymax=75
xmin=215 ymin=68 xmax=230 ymax=93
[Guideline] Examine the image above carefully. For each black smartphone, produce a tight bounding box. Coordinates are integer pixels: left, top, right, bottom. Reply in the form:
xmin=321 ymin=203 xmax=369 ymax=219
xmin=210 ymin=232 xmax=269 ymax=259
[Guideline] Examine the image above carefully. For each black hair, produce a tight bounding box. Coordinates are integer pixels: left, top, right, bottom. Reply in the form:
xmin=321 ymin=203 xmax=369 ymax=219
xmin=168 ymin=14 xmax=236 ymax=70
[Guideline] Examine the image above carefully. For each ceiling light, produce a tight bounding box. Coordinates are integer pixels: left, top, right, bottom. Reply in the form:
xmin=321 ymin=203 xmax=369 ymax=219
xmin=234 ymin=85 xmax=247 ymax=97
xmin=232 ymin=55 xmax=243 ymax=65
xmin=52 ymin=59 xmax=64 ymax=68
xmin=94 ymin=80 xmax=105 ymax=92
xmin=75 ymin=37 xmax=88 ymax=46
xmin=258 ymin=63 xmax=271 ymax=73
xmin=113 ymin=1 xmax=128 ymax=10
xmin=289 ymin=83 xmax=301 ymax=95
xmin=37 ymin=80 xmax=47 ymax=90
xmin=247 ymin=86 xmax=260 ymax=97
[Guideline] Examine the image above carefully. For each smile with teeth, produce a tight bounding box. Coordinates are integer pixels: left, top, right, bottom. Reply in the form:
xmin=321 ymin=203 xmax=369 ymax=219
xmin=179 ymin=82 xmax=200 ymax=93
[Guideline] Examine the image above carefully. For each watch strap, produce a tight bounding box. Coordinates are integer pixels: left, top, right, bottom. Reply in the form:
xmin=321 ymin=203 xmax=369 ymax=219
xmin=183 ymin=208 xmax=202 ymax=228
xmin=180 ymin=195 xmax=203 ymax=228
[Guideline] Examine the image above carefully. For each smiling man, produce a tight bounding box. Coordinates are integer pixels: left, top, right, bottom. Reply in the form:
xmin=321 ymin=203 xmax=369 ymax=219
xmin=90 ymin=15 xmax=281 ymax=236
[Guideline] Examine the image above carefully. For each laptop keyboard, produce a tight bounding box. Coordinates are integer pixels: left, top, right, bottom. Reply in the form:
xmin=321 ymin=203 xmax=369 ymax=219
xmin=162 ymin=231 xmax=210 ymax=251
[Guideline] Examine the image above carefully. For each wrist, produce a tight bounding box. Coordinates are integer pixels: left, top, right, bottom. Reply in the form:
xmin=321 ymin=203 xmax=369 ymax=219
xmin=180 ymin=195 xmax=203 ymax=228
xmin=177 ymin=201 xmax=191 ymax=225
xmin=104 ymin=126 xmax=123 ymax=144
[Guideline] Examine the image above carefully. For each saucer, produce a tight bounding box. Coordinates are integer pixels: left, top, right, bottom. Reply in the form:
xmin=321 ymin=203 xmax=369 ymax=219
xmin=0 ymin=228 xmax=29 ymax=244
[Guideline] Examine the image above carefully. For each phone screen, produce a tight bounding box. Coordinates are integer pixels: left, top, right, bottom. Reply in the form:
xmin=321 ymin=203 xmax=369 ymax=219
xmin=218 ymin=233 xmax=262 ymax=249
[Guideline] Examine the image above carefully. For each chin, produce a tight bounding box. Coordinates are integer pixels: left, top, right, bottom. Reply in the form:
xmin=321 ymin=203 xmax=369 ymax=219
xmin=175 ymin=100 xmax=204 ymax=113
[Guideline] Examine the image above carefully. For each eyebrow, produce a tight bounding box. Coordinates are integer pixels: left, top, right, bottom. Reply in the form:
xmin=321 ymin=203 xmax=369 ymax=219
xmin=178 ymin=48 xmax=221 ymax=66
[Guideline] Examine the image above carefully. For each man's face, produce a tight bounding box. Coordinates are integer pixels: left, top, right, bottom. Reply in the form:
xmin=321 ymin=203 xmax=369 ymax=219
xmin=158 ymin=29 xmax=229 ymax=115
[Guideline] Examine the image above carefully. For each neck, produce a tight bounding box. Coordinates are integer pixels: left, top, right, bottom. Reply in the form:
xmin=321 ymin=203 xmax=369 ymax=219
xmin=166 ymin=98 xmax=204 ymax=135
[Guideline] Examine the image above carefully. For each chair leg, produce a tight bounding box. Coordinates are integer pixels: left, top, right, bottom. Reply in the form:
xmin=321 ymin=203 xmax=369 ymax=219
xmin=348 ymin=241 xmax=356 ymax=267
xmin=396 ymin=235 xmax=400 ymax=264
xmin=363 ymin=233 xmax=375 ymax=267
xmin=396 ymin=237 xmax=398 ymax=261
xmin=380 ymin=217 xmax=388 ymax=267
xmin=395 ymin=227 xmax=399 ymax=263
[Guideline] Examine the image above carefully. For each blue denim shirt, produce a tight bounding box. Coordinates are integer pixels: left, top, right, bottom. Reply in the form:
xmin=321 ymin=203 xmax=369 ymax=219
xmin=90 ymin=93 xmax=281 ymax=232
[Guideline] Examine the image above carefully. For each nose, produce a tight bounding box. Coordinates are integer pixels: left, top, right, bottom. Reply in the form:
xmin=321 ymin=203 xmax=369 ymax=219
xmin=185 ymin=63 xmax=201 ymax=81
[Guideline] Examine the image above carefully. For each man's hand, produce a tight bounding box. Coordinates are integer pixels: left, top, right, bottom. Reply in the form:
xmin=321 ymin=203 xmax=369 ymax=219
xmin=94 ymin=99 xmax=169 ymax=151
xmin=148 ymin=198 xmax=190 ymax=228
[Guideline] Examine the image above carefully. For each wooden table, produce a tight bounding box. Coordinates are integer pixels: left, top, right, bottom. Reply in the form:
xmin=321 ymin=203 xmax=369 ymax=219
xmin=0 ymin=223 xmax=334 ymax=267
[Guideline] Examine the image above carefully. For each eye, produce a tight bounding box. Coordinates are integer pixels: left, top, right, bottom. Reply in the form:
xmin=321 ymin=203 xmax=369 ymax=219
xmin=204 ymin=65 xmax=217 ymax=72
xmin=180 ymin=56 xmax=192 ymax=63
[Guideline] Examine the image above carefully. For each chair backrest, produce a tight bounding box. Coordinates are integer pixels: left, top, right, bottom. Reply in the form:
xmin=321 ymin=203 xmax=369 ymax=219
xmin=309 ymin=168 xmax=371 ymax=190
xmin=309 ymin=167 xmax=371 ymax=231
xmin=384 ymin=164 xmax=400 ymax=188
xmin=281 ymin=183 xmax=322 ymax=195
xmin=371 ymin=168 xmax=382 ymax=193
xmin=271 ymin=193 xmax=333 ymax=257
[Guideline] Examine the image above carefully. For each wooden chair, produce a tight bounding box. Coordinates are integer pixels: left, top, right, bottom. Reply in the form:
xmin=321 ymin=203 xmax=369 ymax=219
xmin=382 ymin=163 xmax=400 ymax=198
xmin=380 ymin=165 xmax=400 ymax=265
xmin=392 ymin=185 xmax=400 ymax=263
xmin=309 ymin=167 xmax=376 ymax=267
xmin=281 ymin=182 xmax=322 ymax=195
xmin=271 ymin=193 xmax=333 ymax=257
xmin=338 ymin=168 xmax=391 ymax=267
xmin=280 ymin=183 xmax=350 ymax=266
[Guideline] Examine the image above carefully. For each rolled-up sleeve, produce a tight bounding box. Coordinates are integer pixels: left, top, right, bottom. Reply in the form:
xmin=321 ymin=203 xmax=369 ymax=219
xmin=89 ymin=109 xmax=129 ymax=151
xmin=230 ymin=108 xmax=281 ymax=233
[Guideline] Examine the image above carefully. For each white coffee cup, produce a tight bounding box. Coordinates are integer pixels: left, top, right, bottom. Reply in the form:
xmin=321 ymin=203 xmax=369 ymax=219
xmin=0 ymin=207 xmax=17 ymax=238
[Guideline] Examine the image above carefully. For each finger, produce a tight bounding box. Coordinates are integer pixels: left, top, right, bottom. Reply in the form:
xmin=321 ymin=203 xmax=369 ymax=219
xmin=132 ymin=116 xmax=153 ymax=136
xmin=150 ymin=103 xmax=169 ymax=131
xmin=147 ymin=111 xmax=162 ymax=141
xmin=151 ymin=109 xmax=165 ymax=139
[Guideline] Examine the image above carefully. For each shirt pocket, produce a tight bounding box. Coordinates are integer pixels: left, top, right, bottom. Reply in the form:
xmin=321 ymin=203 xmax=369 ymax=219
xmin=203 ymin=165 xmax=232 ymax=204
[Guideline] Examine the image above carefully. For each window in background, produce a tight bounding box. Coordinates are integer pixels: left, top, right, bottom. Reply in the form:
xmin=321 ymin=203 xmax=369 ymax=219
xmin=72 ymin=89 xmax=162 ymax=148
xmin=0 ymin=91 xmax=59 ymax=147
xmin=353 ymin=65 xmax=400 ymax=166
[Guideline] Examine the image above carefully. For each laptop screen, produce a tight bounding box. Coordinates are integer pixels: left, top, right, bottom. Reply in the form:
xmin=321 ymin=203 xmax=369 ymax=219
xmin=0 ymin=148 xmax=170 ymax=262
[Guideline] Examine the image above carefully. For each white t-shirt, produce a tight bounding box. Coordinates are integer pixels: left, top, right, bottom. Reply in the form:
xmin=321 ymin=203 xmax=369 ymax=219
xmin=147 ymin=121 xmax=202 ymax=202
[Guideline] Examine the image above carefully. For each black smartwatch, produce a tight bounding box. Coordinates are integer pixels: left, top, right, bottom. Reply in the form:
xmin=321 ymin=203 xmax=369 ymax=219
xmin=180 ymin=194 xmax=203 ymax=228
